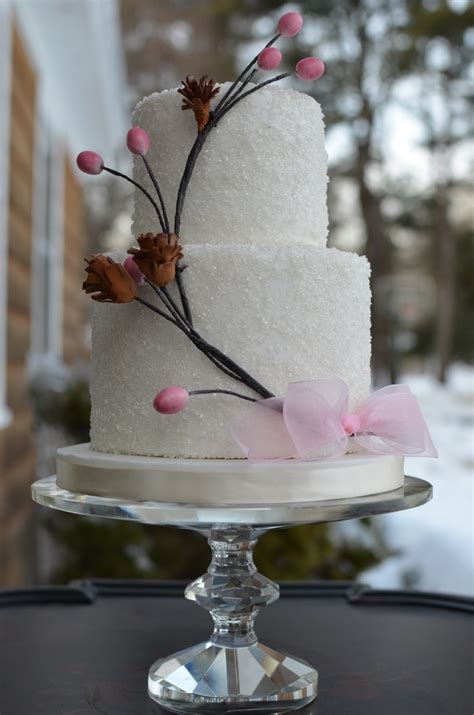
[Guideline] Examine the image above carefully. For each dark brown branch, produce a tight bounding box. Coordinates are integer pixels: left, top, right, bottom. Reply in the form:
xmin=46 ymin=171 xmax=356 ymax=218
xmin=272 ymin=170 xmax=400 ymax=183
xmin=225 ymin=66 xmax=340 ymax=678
xmin=195 ymin=347 xmax=246 ymax=383
xmin=175 ymin=267 xmax=193 ymax=326
xmin=144 ymin=279 xmax=188 ymax=328
xmin=144 ymin=282 xmax=254 ymax=385
xmin=138 ymin=283 xmax=273 ymax=398
xmin=103 ymin=166 xmax=165 ymax=233
xmin=137 ymin=294 xmax=235 ymax=380
xmin=169 ymin=37 xmax=288 ymax=362
xmin=135 ymin=297 xmax=179 ymax=326
xmin=173 ymin=33 xmax=281 ymax=234
xmin=217 ymin=69 xmax=258 ymax=114
xmin=142 ymin=156 xmax=170 ymax=233
xmin=189 ymin=335 xmax=273 ymax=398
xmin=189 ymin=389 xmax=256 ymax=402
xmin=138 ymin=295 xmax=230 ymax=381
xmin=160 ymin=284 xmax=188 ymax=325
xmin=173 ymin=128 xmax=209 ymax=235
xmin=214 ymin=73 xmax=291 ymax=125
xmin=213 ymin=32 xmax=280 ymax=113
xmin=173 ymin=71 xmax=291 ymax=234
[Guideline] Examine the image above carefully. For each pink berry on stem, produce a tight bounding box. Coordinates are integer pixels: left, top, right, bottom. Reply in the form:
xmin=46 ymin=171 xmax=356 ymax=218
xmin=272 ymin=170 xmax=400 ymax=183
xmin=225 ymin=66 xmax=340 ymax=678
xmin=123 ymin=256 xmax=145 ymax=285
xmin=153 ymin=387 xmax=189 ymax=415
xmin=295 ymin=57 xmax=325 ymax=81
xmin=257 ymin=47 xmax=282 ymax=71
xmin=278 ymin=11 xmax=303 ymax=38
xmin=76 ymin=151 xmax=103 ymax=175
xmin=127 ymin=127 xmax=151 ymax=156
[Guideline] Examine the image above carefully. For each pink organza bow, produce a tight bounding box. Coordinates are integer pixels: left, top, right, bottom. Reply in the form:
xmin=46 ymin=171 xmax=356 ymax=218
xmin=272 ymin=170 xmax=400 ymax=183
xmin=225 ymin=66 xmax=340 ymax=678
xmin=231 ymin=377 xmax=437 ymax=461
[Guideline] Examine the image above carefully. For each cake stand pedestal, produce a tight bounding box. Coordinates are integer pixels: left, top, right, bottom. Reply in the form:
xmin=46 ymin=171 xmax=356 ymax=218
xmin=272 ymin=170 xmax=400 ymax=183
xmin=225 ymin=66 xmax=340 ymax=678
xmin=32 ymin=474 xmax=432 ymax=714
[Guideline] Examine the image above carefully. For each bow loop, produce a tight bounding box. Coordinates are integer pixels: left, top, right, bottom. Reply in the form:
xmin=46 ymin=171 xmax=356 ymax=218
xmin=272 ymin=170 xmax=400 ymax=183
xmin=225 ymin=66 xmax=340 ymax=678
xmin=355 ymin=385 xmax=438 ymax=457
xmin=231 ymin=378 xmax=437 ymax=462
xmin=284 ymin=378 xmax=349 ymax=459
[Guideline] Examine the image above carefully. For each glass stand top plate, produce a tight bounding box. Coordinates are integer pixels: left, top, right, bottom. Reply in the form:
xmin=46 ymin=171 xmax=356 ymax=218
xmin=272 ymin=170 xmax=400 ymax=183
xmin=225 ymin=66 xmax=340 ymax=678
xmin=32 ymin=475 xmax=432 ymax=530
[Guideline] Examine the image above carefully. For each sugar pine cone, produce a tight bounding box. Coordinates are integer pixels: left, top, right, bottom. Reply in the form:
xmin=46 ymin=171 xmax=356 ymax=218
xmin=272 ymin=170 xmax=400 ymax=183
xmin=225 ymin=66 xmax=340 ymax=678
xmin=83 ymin=255 xmax=137 ymax=303
xmin=128 ymin=233 xmax=184 ymax=287
xmin=178 ymin=75 xmax=220 ymax=132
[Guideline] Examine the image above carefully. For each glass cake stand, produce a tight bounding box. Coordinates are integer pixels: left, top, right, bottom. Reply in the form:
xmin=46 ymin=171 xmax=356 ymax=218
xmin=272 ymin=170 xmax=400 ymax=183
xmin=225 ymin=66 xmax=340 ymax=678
xmin=32 ymin=473 xmax=432 ymax=714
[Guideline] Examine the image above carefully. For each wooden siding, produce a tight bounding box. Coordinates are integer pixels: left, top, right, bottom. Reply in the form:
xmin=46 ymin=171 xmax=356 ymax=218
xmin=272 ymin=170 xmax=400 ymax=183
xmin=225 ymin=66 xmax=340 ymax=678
xmin=0 ymin=22 xmax=37 ymax=586
xmin=0 ymin=21 xmax=89 ymax=587
xmin=62 ymin=156 xmax=87 ymax=363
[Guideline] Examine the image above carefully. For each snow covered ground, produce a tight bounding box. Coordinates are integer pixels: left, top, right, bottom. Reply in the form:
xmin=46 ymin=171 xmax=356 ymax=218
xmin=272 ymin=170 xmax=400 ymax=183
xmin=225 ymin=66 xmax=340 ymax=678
xmin=361 ymin=364 xmax=474 ymax=597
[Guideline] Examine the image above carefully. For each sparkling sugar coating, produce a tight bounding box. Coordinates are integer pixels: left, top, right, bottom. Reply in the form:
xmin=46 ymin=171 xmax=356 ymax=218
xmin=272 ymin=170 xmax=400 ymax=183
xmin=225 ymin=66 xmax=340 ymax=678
xmin=132 ymin=84 xmax=329 ymax=247
xmin=90 ymin=246 xmax=371 ymax=458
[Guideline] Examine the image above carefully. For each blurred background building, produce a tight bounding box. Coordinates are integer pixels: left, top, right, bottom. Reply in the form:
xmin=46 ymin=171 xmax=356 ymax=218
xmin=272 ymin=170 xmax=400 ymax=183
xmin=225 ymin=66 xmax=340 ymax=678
xmin=0 ymin=0 xmax=472 ymax=594
xmin=0 ymin=0 xmax=126 ymax=584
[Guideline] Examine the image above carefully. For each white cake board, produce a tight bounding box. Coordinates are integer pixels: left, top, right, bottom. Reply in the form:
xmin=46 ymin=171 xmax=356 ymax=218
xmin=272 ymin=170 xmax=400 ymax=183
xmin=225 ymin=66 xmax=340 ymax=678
xmin=56 ymin=443 xmax=405 ymax=506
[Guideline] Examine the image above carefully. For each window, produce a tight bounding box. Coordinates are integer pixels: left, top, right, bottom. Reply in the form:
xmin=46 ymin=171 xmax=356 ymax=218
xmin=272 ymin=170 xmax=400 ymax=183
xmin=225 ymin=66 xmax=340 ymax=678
xmin=30 ymin=113 xmax=64 ymax=369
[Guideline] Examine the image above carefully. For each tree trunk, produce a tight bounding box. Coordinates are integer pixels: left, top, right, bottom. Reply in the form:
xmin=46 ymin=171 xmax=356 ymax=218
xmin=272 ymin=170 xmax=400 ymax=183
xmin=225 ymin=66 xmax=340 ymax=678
xmin=434 ymin=188 xmax=455 ymax=383
xmin=433 ymin=73 xmax=456 ymax=385
xmin=356 ymin=144 xmax=393 ymax=386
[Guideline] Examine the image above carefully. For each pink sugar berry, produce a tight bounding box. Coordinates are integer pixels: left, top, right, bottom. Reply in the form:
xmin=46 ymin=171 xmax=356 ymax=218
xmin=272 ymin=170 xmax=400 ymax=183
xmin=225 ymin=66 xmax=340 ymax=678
xmin=123 ymin=256 xmax=145 ymax=285
xmin=126 ymin=127 xmax=151 ymax=156
xmin=295 ymin=57 xmax=325 ymax=81
xmin=278 ymin=11 xmax=303 ymax=38
xmin=76 ymin=151 xmax=104 ymax=175
xmin=257 ymin=47 xmax=282 ymax=71
xmin=342 ymin=414 xmax=361 ymax=436
xmin=153 ymin=387 xmax=189 ymax=415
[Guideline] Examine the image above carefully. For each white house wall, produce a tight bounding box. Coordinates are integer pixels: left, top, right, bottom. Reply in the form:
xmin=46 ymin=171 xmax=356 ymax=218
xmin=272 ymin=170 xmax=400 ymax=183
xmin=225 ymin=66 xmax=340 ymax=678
xmin=12 ymin=0 xmax=127 ymax=158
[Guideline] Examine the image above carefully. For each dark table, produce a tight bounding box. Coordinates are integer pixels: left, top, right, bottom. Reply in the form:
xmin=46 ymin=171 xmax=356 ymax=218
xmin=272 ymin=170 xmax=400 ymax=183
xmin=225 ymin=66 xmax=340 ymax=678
xmin=0 ymin=580 xmax=472 ymax=715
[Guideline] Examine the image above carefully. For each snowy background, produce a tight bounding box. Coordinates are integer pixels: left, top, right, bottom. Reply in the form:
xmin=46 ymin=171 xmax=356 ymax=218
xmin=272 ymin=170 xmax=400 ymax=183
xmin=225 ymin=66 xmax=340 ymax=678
xmin=361 ymin=364 xmax=474 ymax=597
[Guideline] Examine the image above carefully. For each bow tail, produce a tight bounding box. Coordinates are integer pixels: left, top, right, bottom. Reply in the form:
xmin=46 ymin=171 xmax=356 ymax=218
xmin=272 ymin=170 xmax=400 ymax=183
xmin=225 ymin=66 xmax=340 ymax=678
xmin=231 ymin=397 xmax=297 ymax=461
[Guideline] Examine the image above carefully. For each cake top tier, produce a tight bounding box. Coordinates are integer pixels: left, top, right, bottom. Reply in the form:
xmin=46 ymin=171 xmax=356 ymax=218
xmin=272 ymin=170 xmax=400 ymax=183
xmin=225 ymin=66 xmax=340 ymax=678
xmin=132 ymin=83 xmax=328 ymax=248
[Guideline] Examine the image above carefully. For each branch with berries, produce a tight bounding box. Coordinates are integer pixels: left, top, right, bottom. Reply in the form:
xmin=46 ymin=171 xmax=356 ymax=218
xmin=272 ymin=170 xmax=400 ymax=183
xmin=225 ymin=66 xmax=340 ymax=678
xmin=77 ymin=12 xmax=325 ymax=415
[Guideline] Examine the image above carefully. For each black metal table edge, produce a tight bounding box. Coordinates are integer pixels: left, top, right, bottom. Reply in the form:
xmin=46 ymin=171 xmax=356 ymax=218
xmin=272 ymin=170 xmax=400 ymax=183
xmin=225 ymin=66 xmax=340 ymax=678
xmin=1 ymin=579 xmax=472 ymax=613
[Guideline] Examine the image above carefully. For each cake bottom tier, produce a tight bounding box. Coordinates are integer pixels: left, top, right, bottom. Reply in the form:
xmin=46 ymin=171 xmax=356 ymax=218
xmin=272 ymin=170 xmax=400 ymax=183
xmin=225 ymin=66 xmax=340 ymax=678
xmin=90 ymin=244 xmax=371 ymax=458
xmin=57 ymin=444 xmax=404 ymax=504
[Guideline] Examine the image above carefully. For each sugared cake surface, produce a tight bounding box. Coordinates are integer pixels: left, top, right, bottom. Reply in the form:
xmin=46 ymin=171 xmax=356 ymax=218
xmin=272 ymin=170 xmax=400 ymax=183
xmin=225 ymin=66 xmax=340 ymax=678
xmin=89 ymin=83 xmax=372 ymax=459
xmin=90 ymin=244 xmax=371 ymax=458
xmin=132 ymin=84 xmax=329 ymax=247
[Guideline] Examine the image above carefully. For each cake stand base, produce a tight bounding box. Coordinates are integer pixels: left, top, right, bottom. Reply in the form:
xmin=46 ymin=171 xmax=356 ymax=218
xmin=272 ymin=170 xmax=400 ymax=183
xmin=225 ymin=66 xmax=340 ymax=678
xmin=149 ymin=641 xmax=317 ymax=713
xmin=31 ymin=474 xmax=432 ymax=714
xmin=147 ymin=525 xmax=316 ymax=713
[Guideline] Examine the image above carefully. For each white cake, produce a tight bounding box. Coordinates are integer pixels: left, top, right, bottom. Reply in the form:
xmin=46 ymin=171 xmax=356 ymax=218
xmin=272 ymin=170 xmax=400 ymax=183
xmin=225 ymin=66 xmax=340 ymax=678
xmin=89 ymin=85 xmax=372 ymax=459
xmin=58 ymin=77 xmax=408 ymax=503
xmin=132 ymin=84 xmax=329 ymax=247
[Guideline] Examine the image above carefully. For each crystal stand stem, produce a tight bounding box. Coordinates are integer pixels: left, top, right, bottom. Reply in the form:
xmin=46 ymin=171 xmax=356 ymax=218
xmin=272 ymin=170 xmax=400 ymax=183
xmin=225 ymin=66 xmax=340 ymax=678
xmin=148 ymin=525 xmax=318 ymax=713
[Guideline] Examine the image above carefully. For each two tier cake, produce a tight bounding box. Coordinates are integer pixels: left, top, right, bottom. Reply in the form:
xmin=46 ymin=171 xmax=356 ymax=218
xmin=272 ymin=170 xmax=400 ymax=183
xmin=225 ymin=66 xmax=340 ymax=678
xmin=56 ymin=16 xmax=436 ymax=504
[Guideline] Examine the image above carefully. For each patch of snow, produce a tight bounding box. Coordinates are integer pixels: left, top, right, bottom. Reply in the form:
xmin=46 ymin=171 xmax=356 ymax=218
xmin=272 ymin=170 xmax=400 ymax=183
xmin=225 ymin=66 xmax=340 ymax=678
xmin=361 ymin=363 xmax=474 ymax=597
